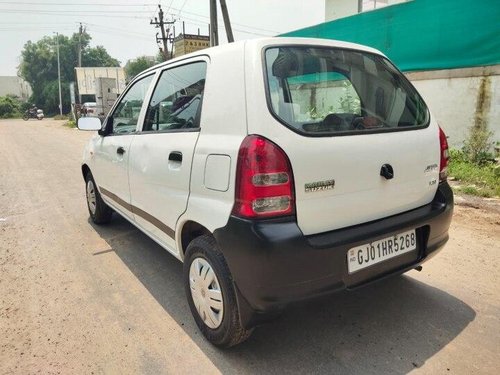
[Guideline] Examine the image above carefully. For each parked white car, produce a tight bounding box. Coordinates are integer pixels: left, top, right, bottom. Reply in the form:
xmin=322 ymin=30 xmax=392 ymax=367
xmin=78 ymin=37 xmax=453 ymax=347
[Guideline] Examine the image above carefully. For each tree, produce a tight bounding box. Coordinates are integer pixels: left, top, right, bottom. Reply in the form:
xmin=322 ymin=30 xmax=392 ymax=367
xmin=18 ymin=32 xmax=120 ymax=115
xmin=83 ymin=46 xmax=120 ymax=68
xmin=124 ymin=56 xmax=158 ymax=81
xmin=0 ymin=95 xmax=29 ymax=118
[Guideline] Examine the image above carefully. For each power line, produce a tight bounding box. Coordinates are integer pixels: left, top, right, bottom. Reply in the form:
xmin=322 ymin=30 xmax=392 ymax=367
xmin=177 ymin=0 xmax=189 ymax=16
xmin=0 ymin=7 xmax=282 ymax=36
xmin=178 ymin=15 xmax=275 ymax=36
xmin=0 ymin=21 xmax=152 ymax=39
xmin=0 ymin=27 xmax=74 ymax=31
xmin=83 ymin=22 xmax=152 ymax=38
xmin=0 ymin=6 xmax=282 ymax=35
xmin=87 ymin=28 xmax=152 ymax=42
xmin=148 ymin=1 xmax=160 ymax=21
xmin=0 ymin=19 xmax=154 ymax=40
xmin=0 ymin=22 xmax=75 ymax=25
xmin=0 ymin=9 xmax=150 ymax=19
xmin=86 ymin=28 xmax=153 ymax=41
xmin=0 ymin=1 xmax=156 ymax=6
xmin=171 ymin=14 xmax=277 ymax=36
xmin=169 ymin=6 xmax=283 ymax=34
xmin=0 ymin=8 xmax=155 ymax=14
xmin=165 ymin=0 xmax=175 ymax=14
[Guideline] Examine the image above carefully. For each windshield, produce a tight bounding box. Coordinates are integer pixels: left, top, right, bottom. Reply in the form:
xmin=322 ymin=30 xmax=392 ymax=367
xmin=265 ymin=47 xmax=429 ymax=135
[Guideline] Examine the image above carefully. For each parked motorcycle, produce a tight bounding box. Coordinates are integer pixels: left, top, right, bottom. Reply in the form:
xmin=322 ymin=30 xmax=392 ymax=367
xmin=23 ymin=109 xmax=44 ymax=121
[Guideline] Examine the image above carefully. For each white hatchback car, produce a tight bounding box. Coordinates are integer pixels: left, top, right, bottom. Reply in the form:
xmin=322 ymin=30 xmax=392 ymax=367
xmin=78 ymin=37 xmax=453 ymax=347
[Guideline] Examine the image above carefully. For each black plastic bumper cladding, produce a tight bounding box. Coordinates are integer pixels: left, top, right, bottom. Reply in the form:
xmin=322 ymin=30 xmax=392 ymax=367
xmin=213 ymin=182 xmax=454 ymax=328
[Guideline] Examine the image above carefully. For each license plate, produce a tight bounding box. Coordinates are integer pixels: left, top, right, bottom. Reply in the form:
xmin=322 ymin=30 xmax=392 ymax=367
xmin=347 ymin=229 xmax=417 ymax=274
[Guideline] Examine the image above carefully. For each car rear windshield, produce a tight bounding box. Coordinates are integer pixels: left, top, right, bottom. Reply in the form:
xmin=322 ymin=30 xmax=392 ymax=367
xmin=264 ymin=46 xmax=429 ymax=135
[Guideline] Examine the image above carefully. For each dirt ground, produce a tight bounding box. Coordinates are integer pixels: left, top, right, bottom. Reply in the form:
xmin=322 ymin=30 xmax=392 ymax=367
xmin=1 ymin=118 xmax=499 ymax=374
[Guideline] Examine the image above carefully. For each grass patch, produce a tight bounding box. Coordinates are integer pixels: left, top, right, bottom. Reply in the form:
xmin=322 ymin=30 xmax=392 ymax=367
xmin=64 ymin=119 xmax=76 ymax=128
xmin=449 ymin=149 xmax=500 ymax=198
xmin=54 ymin=114 xmax=69 ymax=120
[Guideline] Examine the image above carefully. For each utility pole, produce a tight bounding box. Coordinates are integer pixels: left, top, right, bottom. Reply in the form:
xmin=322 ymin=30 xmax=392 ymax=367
xmin=171 ymin=25 xmax=176 ymax=59
xmin=209 ymin=0 xmax=218 ymax=46
xmin=78 ymin=23 xmax=83 ymax=68
xmin=158 ymin=5 xmax=169 ymax=59
xmin=54 ymin=32 xmax=63 ymax=116
xmin=78 ymin=23 xmax=83 ymax=104
xmin=209 ymin=0 xmax=234 ymax=46
xmin=150 ymin=5 xmax=175 ymax=61
xmin=219 ymin=0 xmax=234 ymax=43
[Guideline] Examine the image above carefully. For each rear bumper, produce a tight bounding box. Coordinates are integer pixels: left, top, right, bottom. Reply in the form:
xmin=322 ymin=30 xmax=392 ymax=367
xmin=213 ymin=182 xmax=454 ymax=328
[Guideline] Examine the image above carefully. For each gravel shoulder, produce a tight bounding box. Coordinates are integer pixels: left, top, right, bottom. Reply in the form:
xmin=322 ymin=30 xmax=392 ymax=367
xmin=1 ymin=119 xmax=499 ymax=374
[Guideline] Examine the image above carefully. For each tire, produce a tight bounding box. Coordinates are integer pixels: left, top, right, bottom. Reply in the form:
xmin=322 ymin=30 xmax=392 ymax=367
xmin=22 ymin=114 xmax=29 ymax=121
xmin=85 ymin=171 xmax=113 ymax=224
xmin=184 ymin=235 xmax=253 ymax=347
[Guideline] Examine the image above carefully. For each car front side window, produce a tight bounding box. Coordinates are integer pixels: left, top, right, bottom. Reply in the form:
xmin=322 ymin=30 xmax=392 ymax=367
xmin=109 ymin=74 xmax=154 ymax=135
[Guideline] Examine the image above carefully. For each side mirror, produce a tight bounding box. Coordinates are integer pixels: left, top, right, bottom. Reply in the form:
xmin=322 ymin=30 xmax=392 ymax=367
xmin=98 ymin=116 xmax=113 ymax=136
xmin=78 ymin=117 xmax=102 ymax=131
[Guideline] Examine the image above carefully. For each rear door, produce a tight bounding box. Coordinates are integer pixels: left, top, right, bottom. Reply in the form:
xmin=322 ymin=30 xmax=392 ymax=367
xmin=254 ymin=45 xmax=440 ymax=235
xmin=128 ymin=60 xmax=207 ymax=255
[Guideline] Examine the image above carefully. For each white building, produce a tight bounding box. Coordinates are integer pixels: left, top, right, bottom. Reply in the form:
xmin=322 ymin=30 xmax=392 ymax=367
xmin=0 ymin=76 xmax=32 ymax=100
xmin=325 ymin=0 xmax=407 ymax=21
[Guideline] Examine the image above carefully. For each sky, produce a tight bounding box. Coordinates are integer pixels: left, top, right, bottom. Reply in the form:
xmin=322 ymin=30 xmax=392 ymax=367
xmin=0 ymin=0 xmax=325 ymax=76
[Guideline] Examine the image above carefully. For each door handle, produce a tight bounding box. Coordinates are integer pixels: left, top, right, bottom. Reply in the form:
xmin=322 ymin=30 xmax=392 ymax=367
xmin=117 ymin=146 xmax=125 ymax=155
xmin=169 ymin=151 xmax=182 ymax=163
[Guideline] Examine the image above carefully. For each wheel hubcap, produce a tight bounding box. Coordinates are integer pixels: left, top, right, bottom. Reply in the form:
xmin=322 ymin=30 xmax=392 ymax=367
xmin=86 ymin=180 xmax=97 ymax=215
xmin=189 ymin=257 xmax=224 ymax=329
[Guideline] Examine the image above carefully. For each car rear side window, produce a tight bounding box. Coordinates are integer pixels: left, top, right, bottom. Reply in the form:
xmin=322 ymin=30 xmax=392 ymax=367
xmin=265 ymin=47 xmax=429 ymax=135
xmin=143 ymin=61 xmax=207 ymax=132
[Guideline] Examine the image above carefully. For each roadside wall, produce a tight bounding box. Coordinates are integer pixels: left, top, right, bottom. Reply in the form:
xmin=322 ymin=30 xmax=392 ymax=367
xmin=0 ymin=76 xmax=32 ymax=100
xmin=406 ymin=66 xmax=500 ymax=149
xmin=324 ymin=0 xmax=358 ymax=22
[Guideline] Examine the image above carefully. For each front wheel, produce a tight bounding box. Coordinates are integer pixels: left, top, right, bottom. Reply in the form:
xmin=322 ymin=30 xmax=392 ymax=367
xmin=22 ymin=113 xmax=29 ymax=121
xmin=184 ymin=235 xmax=253 ymax=347
xmin=85 ymin=171 xmax=113 ymax=224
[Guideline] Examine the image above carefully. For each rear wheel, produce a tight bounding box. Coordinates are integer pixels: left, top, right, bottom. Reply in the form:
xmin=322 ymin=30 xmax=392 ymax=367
xmin=85 ymin=172 xmax=112 ymax=224
xmin=184 ymin=235 xmax=253 ymax=347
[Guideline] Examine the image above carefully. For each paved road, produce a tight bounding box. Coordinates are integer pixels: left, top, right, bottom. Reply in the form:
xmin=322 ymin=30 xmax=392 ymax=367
xmin=1 ymin=119 xmax=499 ymax=374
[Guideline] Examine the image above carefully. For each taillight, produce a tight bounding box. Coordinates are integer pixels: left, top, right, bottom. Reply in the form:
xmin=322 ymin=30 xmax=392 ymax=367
xmin=232 ymin=135 xmax=295 ymax=218
xmin=439 ymin=127 xmax=449 ymax=182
